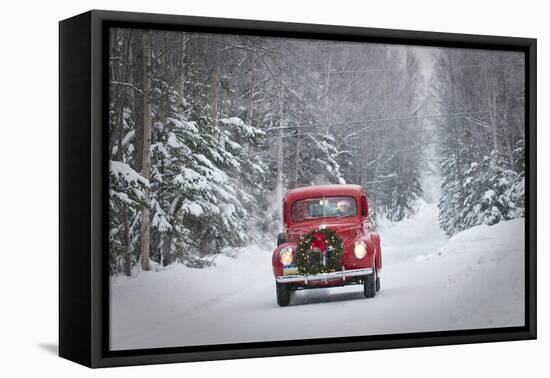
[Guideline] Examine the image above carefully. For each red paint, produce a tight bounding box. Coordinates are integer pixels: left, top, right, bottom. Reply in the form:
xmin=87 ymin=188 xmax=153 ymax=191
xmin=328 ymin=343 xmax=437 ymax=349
xmin=272 ymin=184 xmax=382 ymax=287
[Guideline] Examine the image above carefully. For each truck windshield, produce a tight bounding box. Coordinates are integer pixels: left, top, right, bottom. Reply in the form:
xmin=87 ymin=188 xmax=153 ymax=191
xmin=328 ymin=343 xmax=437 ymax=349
xmin=291 ymin=196 xmax=357 ymax=222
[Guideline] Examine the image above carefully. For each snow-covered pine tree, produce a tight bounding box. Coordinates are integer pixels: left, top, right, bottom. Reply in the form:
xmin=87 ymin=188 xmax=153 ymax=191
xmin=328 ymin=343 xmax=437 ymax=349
xmin=438 ymin=154 xmax=466 ymax=235
xmin=219 ymin=116 xmax=271 ymax=236
xmin=108 ymin=28 xmax=148 ymax=275
xmin=146 ymin=57 xmax=268 ymax=266
xmin=460 ymin=151 xmax=521 ymax=229
xmin=109 ymin=160 xmax=149 ymax=274
xmin=288 ymin=130 xmax=345 ymax=188
xmin=509 ymin=138 xmax=525 ymax=219
xmin=433 ymin=48 xmax=525 ymax=235
xmin=149 ymin=92 xmax=251 ymax=265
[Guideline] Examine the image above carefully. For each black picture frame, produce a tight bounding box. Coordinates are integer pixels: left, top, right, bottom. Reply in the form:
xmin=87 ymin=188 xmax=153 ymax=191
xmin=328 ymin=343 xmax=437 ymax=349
xmin=59 ymin=9 xmax=537 ymax=368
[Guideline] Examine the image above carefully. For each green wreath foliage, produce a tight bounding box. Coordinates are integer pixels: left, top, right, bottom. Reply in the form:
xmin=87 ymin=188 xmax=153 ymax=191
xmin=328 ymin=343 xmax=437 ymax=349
xmin=295 ymin=228 xmax=343 ymax=275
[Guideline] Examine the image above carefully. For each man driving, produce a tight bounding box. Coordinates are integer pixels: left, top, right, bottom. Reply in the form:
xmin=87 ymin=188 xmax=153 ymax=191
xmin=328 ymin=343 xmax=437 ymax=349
xmin=335 ymin=199 xmax=353 ymax=216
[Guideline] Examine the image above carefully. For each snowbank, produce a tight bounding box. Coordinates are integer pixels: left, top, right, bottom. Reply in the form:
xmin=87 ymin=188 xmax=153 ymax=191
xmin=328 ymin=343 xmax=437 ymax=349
xmin=415 ymin=217 xmax=525 ymax=329
xmin=110 ymin=245 xmax=274 ymax=350
xmin=379 ymin=199 xmax=448 ymax=263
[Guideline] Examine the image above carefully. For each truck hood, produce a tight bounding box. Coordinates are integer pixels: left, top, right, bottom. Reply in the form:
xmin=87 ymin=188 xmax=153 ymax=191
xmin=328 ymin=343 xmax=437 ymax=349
xmin=286 ymin=222 xmax=362 ymax=245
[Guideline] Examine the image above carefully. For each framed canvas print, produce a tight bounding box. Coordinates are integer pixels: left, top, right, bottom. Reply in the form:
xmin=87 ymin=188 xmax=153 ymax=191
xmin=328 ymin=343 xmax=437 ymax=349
xmin=59 ymin=10 xmax=536 ymax=368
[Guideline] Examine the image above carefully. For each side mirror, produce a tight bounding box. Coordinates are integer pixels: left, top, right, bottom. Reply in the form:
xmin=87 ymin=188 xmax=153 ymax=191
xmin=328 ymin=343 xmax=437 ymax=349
xmin=282 ymin=200 xmax=288 ymax=227
xmin=277 ymin=232 xmax=286 ymax=246
xmin=361 ymin=196 xmax=368 ymax=218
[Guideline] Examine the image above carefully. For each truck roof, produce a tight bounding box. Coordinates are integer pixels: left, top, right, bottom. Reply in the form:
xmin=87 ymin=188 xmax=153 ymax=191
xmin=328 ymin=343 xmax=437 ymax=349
xmin=284 ymin=184 xmax=364 ymax=203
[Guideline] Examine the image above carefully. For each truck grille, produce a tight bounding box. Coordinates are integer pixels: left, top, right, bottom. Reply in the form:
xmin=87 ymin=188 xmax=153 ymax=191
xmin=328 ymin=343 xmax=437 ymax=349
xmin=306 ymin=248 xmax=333 ymax=270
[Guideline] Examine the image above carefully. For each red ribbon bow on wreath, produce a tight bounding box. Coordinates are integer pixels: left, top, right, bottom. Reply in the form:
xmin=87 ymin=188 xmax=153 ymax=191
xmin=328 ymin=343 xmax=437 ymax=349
xmin=311 ymin=232 xmax=327 ymax=254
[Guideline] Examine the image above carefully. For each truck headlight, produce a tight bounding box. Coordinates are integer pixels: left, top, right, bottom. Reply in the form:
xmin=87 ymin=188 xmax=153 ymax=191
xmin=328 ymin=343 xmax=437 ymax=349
xmin=354 ymin=241 xmax=367 ymax=259
xmin=280 ymin=247 xmax=294 ymax=265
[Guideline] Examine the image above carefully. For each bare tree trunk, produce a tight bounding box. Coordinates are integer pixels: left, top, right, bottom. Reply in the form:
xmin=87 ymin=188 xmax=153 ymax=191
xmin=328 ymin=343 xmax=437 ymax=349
xmin=133 ymin=31 xmax=145 ymax=172
xmin=501 ymin=77 xmax=515 ymax=167
xmin=275 ymin=81 xmax=285 ymax=218
xmin=360 ymin=127 xmax=368 ymax=187
xmin=293 ymin=124 xmax=301 ymax=188
xmin=247 ymin=47 xmax=256 ymax=126
xmin=121 ymin=210 xmax=131 ymax=275
xmin=489 ymin=88 xmax=498 ymax=154
xmin=209 ymin=35 xmax=220 ymax=128
xmin=110 ymin=29 xmax=135 ymax=275
xmin=369 ymin=191 xmax=377 ymax=226
xmin=323 ymin=44 xmax=333 ymax=135
xmin=484 ymin=60 xmax=499 ymax=154
xmin=447 ymin=50 xmax=465 ymax=195
xmin=176 ymin=34 xmax=187 ymax=107
xmin=140 ymin=30 xmax=153 ymax=271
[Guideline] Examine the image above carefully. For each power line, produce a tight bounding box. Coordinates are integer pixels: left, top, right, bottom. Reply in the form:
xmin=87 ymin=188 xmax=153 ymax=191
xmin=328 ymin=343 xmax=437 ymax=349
xmin=263 ymin=108 xmax=524 ymax=132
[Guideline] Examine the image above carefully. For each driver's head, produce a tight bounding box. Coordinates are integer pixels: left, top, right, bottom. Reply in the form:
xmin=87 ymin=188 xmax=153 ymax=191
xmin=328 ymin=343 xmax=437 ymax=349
xmin=336 ymin=200 xmax=350 ymax=213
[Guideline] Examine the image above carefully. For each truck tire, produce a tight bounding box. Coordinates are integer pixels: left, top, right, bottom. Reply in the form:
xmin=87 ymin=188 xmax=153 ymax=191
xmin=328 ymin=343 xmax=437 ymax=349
xmin=277 ymin=232 xmax=286 ymax=246
xmin=276 ymin=282 xmax=291 ymax=306
xmin=376 ymin=275 xmax=381 ymax=292
xmin=364 ymin=266 xmax=377 ymax=298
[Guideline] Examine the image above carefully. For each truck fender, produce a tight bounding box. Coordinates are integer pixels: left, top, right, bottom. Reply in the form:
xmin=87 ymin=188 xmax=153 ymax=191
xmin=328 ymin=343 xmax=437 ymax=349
xmin=272 ymin=242 xmax=297 ymax=276
xmin=369 ymin=232 xmax=382 ymax=271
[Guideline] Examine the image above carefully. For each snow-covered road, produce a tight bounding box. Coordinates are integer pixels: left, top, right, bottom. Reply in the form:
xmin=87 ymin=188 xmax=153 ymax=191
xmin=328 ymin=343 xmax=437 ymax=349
xmin=110 ymin=201 xmax=525 ymax=350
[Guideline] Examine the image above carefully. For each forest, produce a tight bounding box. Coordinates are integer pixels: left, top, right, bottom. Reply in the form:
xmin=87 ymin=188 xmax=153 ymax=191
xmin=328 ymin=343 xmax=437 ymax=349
xmin=108 ymin=28 xmax=525 ymax=276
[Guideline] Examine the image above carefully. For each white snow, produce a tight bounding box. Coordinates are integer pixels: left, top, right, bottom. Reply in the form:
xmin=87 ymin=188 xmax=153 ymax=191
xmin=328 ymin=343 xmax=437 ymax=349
xmin=220 ymin=117 xmax=264 ymax=138
xmin=110 ymin=160 xmax=149 ymax=187
xmin=110 ymin=201 xmax=525 ymax=350
xmin=167 ymin=132 xmax=182 ymax=148
xmin=378 ymin=199 xmax=448 ymax=264
xmin=181 ymin=200 xmax=204 ymax=217
xmin=121 ymin=130 xmax=135 ymax=146
xmin=109 ymin=189 xmax=132 ymax=205
xmin=220 ymin=117 xmax=245 ymax=127
xmin=151 ymin=200 xmax=172 ymax=232
xmin=482 ymin=189 xmax=496 ymax=201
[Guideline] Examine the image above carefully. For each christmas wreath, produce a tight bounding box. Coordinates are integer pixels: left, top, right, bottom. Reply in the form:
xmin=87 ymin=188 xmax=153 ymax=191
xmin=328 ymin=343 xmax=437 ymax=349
xmin=296 ymin=227 xmax=343 ymax=275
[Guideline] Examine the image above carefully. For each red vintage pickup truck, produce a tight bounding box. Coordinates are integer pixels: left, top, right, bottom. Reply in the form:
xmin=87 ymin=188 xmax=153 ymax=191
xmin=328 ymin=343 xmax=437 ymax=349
xmin=272 ymin=184 xmax=382 ymax=306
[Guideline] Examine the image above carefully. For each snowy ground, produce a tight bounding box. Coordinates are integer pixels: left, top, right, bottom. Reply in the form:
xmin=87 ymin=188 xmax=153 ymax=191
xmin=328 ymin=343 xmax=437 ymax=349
xmin=110 ymin=201 xmax=525 ymax=350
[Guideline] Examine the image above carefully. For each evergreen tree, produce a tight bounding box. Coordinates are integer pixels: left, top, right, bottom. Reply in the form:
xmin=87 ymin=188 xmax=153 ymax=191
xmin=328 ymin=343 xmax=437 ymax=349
xmin=461 ymin=152 xmax=514 ymax=228
xmin=438 ymin=154 xmax=466 ymax=235
xmin=509 ymin=139 xmax=525 ymax=218
xmin=109 ymin=160 xmax=149 ymax=274
xmin=432 ymin=49 xmax=525 ymax=235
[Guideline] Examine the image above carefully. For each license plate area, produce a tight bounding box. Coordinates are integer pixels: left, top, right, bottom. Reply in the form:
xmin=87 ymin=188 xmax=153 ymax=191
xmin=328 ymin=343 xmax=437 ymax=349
xmin=283 ymin=264 xmax=298 ymax=275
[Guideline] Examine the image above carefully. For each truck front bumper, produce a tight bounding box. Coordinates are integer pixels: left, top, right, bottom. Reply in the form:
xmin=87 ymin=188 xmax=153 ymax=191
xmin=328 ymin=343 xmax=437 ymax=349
xmin=276 ymin=267 xmax=373 ymax=284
